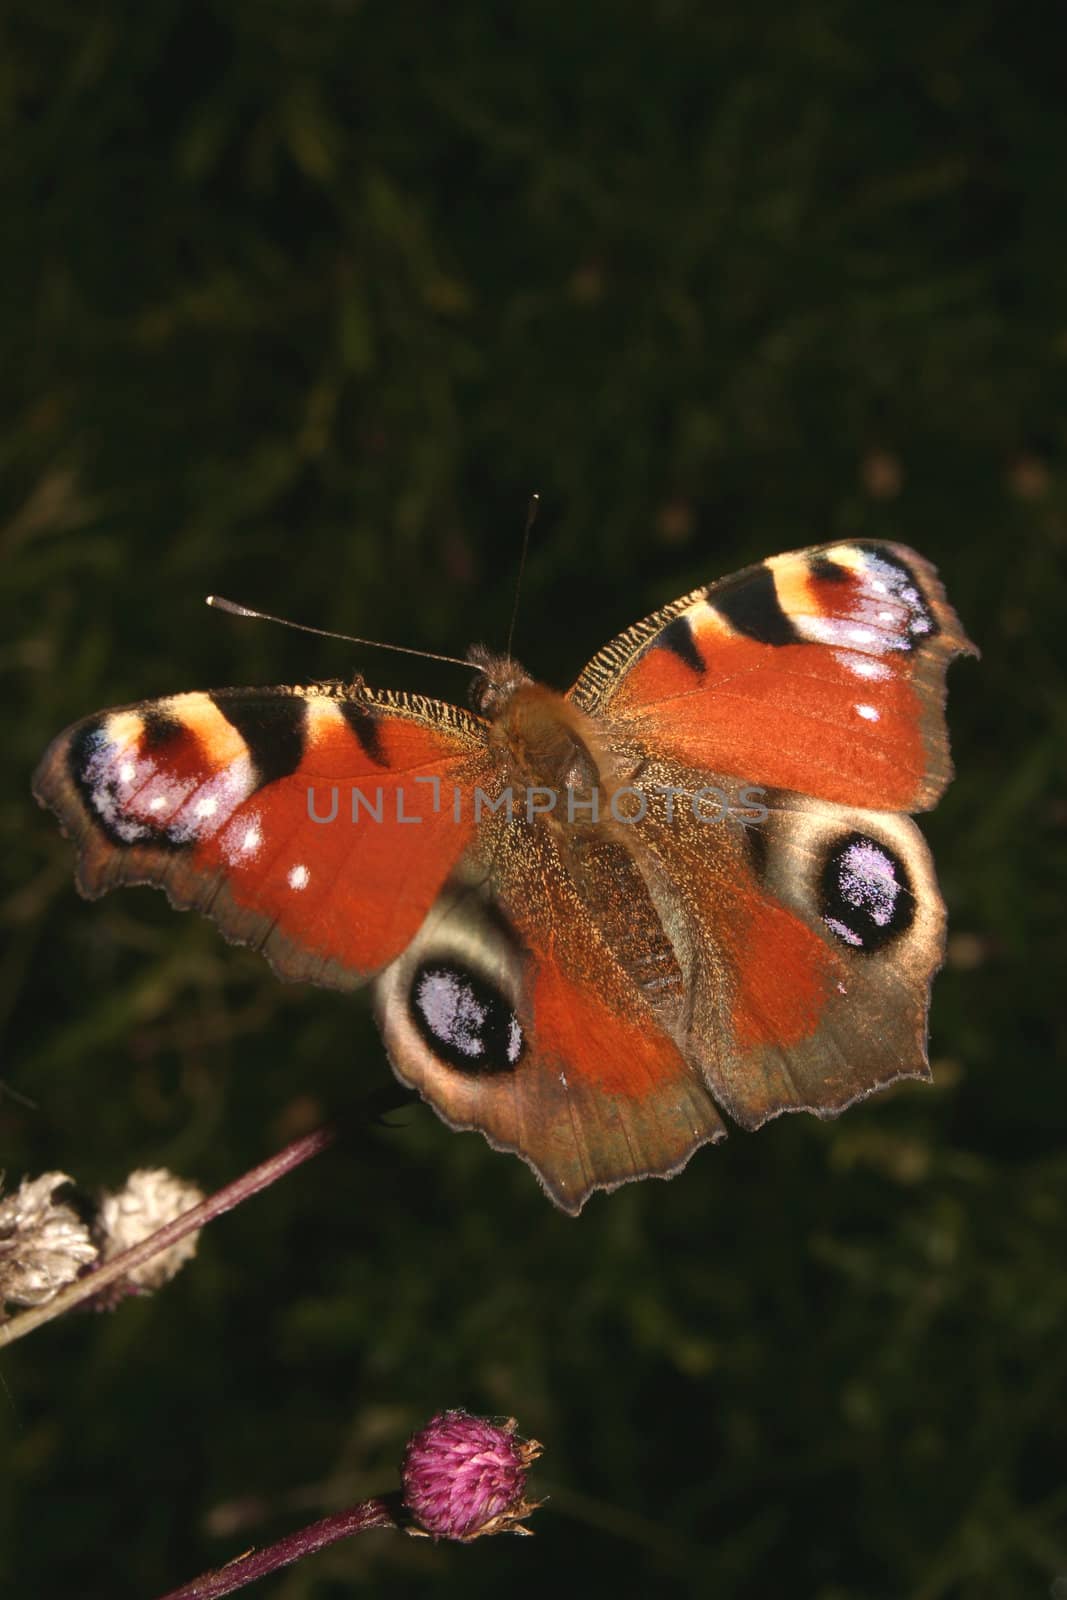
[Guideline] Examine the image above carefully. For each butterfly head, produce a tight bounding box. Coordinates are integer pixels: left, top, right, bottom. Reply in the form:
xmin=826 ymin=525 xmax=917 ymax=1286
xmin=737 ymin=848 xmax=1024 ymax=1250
xmin=466 ymin=645 xmax=534 ymax=720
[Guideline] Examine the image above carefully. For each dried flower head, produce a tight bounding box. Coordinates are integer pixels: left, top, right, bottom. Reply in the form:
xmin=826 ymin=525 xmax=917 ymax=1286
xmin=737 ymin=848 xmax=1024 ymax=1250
xmin=0 ymin=1172 xmax=98 ymax=1313
xmin=94 ymin=1167 xmax=205 ymax=1301
xmin=402 ymin=1409 xmax=543 ymax=1542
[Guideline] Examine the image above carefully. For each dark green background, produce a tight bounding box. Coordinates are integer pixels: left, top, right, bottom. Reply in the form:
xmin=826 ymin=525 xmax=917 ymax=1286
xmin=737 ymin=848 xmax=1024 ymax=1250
xmin=3 ymin=4 xmax=1065 ymax=1596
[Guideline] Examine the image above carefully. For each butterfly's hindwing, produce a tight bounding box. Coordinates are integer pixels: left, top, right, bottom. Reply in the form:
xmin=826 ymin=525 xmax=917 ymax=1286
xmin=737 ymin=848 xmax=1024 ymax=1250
xmin=374 ymin=820 xmax=727 ymax=1215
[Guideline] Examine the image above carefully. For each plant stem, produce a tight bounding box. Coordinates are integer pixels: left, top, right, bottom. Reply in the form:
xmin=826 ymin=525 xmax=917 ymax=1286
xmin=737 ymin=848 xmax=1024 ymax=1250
xmin=0 ymin=1125 xmax=336 ymax=1350
xmin=155 ymin=1498 xmax=399 ymax=1599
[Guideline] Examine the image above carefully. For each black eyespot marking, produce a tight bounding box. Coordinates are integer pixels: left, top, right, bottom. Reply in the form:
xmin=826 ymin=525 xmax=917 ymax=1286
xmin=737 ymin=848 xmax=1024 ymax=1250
xmin=340 ymin=700 xmax=387 ymax=767
xmin=68 ymin=718 xmax=103 ymax=787
xmin=67 ymin=718 xmax=174 ymax=848
xmin=712 ymin=566 xmax=799 ymax=647
xmin=854 ymin=544 xmax=939 ymax=647
xmin=809 ymin=554 xmax=851 ymax=585
xmin=819 ymin=832 xmax=914 ymax=953
xmin=212 ymin=693 xmax=306 ymax=786
xmin=69 ymin=719 xmax=123 ymax=840
xmin=409 ymin=960 xmax=524 ymax=1075
xmin=657 ymin=615 xmax=705 ymax=675
xmin=140 ymin=708 xmax=185 ymax=750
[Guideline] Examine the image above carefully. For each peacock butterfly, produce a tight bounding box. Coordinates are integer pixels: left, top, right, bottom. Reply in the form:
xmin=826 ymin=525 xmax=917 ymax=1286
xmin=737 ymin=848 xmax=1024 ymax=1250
xmin=33 ymin=540 xmax=975 ymax=1213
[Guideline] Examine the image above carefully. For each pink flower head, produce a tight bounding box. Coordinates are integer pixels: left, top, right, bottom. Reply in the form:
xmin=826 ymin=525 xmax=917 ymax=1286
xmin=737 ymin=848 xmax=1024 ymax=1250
xmin=402 ymin=1409 xmax=543 ymax=1542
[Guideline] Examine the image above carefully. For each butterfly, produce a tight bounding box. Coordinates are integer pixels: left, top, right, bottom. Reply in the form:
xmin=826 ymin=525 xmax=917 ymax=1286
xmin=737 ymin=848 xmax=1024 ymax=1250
xmin=33 ymin=540 xmax=974 ymax=1214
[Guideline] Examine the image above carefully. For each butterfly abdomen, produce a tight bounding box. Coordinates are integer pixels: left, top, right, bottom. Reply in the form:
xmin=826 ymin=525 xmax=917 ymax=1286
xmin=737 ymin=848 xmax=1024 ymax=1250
xmin=564 ymin=832 xmax=686 ymax=1017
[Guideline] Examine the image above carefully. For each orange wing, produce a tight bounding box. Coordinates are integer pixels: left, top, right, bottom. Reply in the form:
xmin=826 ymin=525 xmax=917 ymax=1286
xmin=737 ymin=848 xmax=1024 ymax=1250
xmin=33 ymin=685 xmax=492 ymax=988
xmin=569 ymin=540 xmax=976 ymax=813
xmin=373 ymin=823 xmax=727 ymax=1215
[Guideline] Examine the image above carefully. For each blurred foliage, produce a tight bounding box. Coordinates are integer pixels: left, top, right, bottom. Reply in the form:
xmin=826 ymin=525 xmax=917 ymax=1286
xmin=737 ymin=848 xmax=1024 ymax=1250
xmin=2 ymin=1 xmax=1066 ymax=1596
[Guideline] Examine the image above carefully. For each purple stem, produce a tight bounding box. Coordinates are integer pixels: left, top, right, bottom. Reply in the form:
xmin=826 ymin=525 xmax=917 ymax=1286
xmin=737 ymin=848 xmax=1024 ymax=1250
xmin=155 ymin=1498 xmax=399 ymax=1599
xmin=0 ymin=1126 xmax=337 ymax=1349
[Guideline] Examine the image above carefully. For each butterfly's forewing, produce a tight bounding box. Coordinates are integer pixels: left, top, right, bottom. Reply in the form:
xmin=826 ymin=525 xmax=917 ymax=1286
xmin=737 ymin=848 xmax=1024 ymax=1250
xmin=33 ymin=686 xmax=490 ymax=988
xmin=570 ymin=541 xmax=976 ymax=812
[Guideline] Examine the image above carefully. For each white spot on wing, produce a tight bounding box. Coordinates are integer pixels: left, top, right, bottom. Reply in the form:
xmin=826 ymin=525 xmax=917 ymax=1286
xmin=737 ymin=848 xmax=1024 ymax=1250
xmin=824 ymin=839 xmax=903 ymax=950
xmin=288 ymin=863 xmax=310 ymax=890
xmin=800 ymin=615 xmax=893 ymax=652
xmin=839 ymin=840 xmax=900 ymax=927
xmin=172 ymin=756 xmax=257 ymax=844
xmin=416 ymin=969 xmax=487 ymax=1058
xmin=219 ymin=807 xmax=265 ymax=865
xmin=855 ymin=703 xmax=879 ymax=721
xmin=81 ymin=738 xmax=154 ymax=842
xmin=833 ymin=650 xmax=891 ymax=681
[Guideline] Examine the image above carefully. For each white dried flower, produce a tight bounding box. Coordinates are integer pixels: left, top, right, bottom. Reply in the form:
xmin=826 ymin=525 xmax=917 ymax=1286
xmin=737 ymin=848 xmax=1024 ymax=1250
xmin=0 ymin=1171 xmax=98 ymax=1311
xmin=95 ymin=1167 xmax=205 ymax=1293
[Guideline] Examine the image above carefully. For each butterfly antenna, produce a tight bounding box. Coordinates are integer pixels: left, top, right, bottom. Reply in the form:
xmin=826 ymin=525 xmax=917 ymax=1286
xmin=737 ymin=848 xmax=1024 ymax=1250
xmin=505 ymin=492 xmax=540 ymax=661
xmin=205 ymin=596 xmax=478 ymax=672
